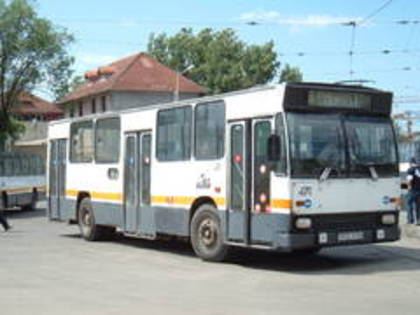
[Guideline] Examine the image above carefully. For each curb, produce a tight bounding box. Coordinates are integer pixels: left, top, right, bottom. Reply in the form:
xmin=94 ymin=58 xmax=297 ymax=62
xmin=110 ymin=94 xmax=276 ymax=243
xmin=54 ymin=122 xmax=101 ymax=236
xmin=400 ymin=224 xmax=420 ymax=240
xmin=399 ymin=210 xmax=420 ymax=240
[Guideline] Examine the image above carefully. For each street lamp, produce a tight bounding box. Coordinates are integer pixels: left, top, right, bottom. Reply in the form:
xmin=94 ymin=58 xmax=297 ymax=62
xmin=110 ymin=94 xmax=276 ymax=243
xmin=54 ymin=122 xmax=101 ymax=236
xmin=174 ymin=65 xmax=194 ymax=102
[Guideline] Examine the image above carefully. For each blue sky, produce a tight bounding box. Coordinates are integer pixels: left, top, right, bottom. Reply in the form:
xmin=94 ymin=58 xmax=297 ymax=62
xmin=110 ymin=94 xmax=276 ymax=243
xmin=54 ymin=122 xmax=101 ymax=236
xmin=35 ymin=0 xmax=420 ymax=114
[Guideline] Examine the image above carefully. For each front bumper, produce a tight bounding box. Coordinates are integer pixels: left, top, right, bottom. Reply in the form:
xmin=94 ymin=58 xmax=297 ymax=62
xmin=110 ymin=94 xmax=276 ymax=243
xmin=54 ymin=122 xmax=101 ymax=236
xmin=272 ymin=211 xmax=401 ymax=251
xmin=273 ymin=225 xmax=400 ymax=251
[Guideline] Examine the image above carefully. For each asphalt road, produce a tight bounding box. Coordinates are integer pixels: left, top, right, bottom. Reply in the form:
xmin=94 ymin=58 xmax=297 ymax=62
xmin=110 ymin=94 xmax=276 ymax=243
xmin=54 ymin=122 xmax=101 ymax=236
xmin=2 ymin=207 xmax=420 ymax=315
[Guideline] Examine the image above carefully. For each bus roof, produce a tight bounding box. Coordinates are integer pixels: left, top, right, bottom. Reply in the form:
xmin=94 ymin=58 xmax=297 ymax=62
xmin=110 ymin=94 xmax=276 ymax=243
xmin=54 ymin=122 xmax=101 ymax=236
xmin=49 ymin=82 xmax=392 ymax=126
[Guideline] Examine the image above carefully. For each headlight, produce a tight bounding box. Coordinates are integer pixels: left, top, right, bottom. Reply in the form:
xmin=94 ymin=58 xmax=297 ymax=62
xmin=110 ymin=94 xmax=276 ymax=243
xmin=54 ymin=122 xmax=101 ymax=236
xmin=295 ymin=217 xmax=312 ymax=229
xmin=381 ymin=214 xmax=396 ymax=225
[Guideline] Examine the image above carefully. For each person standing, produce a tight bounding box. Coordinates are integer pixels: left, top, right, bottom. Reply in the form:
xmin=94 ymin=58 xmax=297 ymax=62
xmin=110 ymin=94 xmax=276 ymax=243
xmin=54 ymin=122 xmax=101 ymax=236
xmin=406 ymin=157 xmax=420 ymax=225
xmin=0 ymin=197 xmax=11 ymax=231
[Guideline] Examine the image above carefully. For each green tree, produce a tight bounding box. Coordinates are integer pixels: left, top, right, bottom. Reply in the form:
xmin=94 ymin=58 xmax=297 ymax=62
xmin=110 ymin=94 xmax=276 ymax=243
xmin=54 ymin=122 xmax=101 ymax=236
xmin=55 ymin=74 xmax=84 ymax=102
xmin=0 ymin=0 xmax=74 ymax=148
xmin=147 ymin=28 xmax=279 ymax=94
xmin=279 ymin=64 xmax=303 ymax=83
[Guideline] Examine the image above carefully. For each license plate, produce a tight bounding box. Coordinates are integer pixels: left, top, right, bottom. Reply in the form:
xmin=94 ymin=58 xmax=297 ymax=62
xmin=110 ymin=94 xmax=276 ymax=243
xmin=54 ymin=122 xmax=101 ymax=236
xmin=337 ymin=231 xmax=364 ymax=242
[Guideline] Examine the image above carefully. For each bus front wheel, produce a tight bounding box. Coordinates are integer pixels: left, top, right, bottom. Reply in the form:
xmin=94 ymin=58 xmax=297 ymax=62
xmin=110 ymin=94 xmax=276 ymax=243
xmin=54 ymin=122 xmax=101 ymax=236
xmin=190 ymin=204 xmax=228 ymax=262
xmin=78 ymin=197 xmax=106 ymax=241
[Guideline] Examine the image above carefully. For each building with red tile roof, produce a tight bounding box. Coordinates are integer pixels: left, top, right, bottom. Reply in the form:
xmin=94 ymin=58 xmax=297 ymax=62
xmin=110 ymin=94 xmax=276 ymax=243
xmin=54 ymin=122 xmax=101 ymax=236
xmin=12 ymin=92 xmax=63 ymax=121
xmin=59 ymin=52 xmax=207 ymax=117
xmin=4 ymin=93 xmax=62 ymax=157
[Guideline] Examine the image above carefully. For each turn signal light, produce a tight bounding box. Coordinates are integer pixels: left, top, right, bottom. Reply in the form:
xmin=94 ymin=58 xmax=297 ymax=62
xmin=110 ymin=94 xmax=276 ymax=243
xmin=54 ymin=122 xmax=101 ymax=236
xmin=295 ymin=200 xmax=305 ymax=207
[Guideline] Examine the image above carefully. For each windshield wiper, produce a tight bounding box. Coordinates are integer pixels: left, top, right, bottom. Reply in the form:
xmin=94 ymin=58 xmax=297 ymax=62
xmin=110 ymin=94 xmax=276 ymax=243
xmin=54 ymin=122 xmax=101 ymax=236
xmin=320 ymin=167 xmax=332 ymax=181
xmin=353 ymin=161 xmax=379 ymax=181
xmin=366 ymin=163 xmax=378 ymax=181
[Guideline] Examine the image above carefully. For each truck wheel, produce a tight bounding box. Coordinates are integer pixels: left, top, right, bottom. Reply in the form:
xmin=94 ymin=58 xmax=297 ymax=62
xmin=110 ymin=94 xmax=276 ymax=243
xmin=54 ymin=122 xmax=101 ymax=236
xmin=190 ymin=204 xmax=228 ymax=262
xmin=78 ymin=197 xmax=105 ymax=241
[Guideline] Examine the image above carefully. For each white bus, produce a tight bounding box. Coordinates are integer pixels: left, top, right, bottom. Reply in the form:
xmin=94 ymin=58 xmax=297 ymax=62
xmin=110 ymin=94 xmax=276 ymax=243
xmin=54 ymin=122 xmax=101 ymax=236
xmin=0 ymin=152 xmax=44 ymax=211
xmin=47 ymin=82 xmax=400 ymax=261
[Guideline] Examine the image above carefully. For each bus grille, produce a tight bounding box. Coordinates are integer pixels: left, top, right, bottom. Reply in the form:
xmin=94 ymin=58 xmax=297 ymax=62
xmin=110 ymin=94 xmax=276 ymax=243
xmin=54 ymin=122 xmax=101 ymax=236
xmin=309 ymin=212 xmax=392 ymax=231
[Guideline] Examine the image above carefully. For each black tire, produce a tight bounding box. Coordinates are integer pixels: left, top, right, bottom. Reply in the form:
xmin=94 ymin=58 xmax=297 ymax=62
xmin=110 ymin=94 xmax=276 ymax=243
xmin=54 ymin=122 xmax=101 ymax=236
xmin=78 ymin=197 xmax=106 ymax=241
xmin=293 ymin=247 xmax=322 ymax=255
xmin=190 ymin=204 xmax=228 ymax=262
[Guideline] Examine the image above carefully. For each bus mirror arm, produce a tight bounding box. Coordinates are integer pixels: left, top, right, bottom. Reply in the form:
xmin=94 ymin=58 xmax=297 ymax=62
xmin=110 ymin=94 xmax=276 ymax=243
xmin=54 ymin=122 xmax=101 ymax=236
xmin=267 ymin=134 xmax=281 ymax=162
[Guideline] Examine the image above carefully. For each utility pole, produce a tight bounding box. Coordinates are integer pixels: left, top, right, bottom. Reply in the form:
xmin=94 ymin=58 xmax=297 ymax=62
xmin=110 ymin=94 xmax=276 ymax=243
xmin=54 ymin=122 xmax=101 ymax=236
xmin=174 ymin=65 xmax=194 ymax=102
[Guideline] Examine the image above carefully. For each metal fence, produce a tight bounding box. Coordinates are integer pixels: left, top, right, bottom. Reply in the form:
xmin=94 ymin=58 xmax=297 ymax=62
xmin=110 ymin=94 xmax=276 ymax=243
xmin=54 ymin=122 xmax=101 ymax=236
xmin=0 ymin=152 xmax=45 ymax=177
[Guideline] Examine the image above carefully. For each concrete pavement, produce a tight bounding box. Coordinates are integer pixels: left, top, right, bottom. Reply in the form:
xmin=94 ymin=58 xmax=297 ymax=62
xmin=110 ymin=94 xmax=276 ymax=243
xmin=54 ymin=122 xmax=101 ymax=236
xmin=2 ymin=205 xmax=420 ymax=315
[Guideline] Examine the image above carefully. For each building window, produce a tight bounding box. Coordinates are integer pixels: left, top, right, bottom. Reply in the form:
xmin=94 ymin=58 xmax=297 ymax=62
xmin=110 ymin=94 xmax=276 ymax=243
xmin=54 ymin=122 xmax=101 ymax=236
xmin=157 ymin=106 xmax=192 ymax=161
xmin=95 ymin=117 xmax=120 ymax=163
xmin=101 ymin=96 xmax=106 ymax=112
xmin=78 ymin=102 xmax=83 ymax=117
xmin=194 ymin=100 xmax=225 ymax=160
xmin=69 ymin=106 xmax=75 ymax=118
xmin=70 ymin=120 xmax=94 ymax=163
xmin=91 ymin=98 xmax=96 ymax=114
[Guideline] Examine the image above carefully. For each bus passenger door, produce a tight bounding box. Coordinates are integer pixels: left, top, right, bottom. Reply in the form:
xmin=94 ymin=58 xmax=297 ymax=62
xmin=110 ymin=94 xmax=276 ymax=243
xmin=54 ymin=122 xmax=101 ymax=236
xmin=227 ymin=119 xmax=273 ymax=245
xmin=124 ymin=134 xmax=138 ymax=233
xmin=227 ymin=121 xmax=250 ymax=244
xmin=138 ymin=132 xmax=156 ymax=238
xmin=48 ymin=139 xmax=67 ymax=220
xmin=124 ymin=131 xmax=155 ymax=237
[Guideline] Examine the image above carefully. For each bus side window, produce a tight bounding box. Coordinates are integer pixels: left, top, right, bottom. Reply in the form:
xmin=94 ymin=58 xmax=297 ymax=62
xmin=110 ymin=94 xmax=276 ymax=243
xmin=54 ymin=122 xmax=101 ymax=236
xmin=95 ymin=117 xmax=121 ymax=163
xmin=157 ymin=106 xmax=192 ymax=161
xmin=195 ymin=100 xmax=225 ymax=160
xmin=70 ymin=120 xmax=94 ymax=163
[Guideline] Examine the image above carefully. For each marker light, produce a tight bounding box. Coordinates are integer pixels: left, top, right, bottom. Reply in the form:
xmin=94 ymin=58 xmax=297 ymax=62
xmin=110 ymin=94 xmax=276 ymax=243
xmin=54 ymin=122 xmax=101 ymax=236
xmin=260 ymin=193 xmax=267 ymax=203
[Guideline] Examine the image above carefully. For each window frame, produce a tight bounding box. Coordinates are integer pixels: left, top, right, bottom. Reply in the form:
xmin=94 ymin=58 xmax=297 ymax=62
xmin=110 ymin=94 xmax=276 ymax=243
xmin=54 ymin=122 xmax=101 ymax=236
xmin=91 ymin=98 xmax=96 ymax=114
xmin=156 ymin=105 xmax=193 ymax=162
xmin=78 ymin=101 xmax=83 ymax=117
xmin=194 ymin=100 xmax=226 ymax=161
xmin=94 ymin=116 xmax=121 ymax=164
xmin=69 ymin=120 xmax=94 ymax=163
xmin=274 ymin=113 xmax=289 ymax=176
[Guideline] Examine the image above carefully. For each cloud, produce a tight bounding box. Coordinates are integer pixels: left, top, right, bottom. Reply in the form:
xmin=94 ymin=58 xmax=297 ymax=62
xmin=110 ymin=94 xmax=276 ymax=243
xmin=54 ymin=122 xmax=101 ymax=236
xmin=76 ymin=53 xmax=118 ymax=72
xmin=79 ymin=54 xmax=117 ymax=66
xmin=239 ymin=10 xmax=361 ymax=28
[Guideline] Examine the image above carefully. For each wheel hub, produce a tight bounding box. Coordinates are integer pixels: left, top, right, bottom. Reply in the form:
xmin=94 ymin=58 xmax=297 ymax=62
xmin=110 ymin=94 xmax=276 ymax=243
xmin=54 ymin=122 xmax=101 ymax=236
xmin=199 ymin=218 xmax=217 ymax=247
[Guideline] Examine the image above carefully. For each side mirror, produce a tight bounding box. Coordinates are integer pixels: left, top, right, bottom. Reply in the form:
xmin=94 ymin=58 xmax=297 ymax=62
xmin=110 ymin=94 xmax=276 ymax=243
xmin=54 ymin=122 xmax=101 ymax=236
xmin=267 ymin=134 xmax=281 ymax=161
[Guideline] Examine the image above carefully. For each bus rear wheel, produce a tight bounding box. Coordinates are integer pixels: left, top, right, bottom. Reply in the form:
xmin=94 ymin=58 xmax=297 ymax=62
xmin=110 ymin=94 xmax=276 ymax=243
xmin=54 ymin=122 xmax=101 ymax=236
xmin=190 ymin=204 xmax=228 ymax=262
xmin=78 ymin=197 xmax=107 ymax=241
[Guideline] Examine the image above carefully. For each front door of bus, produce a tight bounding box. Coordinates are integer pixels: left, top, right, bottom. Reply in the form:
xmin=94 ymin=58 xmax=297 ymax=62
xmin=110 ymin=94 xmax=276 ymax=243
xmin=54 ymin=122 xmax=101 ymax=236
xmin=48 ymin=139 xmax=67 ymax=220
xmin=227 ymin=119 xmax=272 ymax=245
xmin=124 ymin=132 xmax=154 ymax=236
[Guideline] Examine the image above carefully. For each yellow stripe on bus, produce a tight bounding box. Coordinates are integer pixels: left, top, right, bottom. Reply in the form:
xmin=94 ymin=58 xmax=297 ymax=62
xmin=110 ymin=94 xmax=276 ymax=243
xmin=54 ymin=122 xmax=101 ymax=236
xmin=64 ymin=190 xmax=288 ymax=210
xmin=270 ymin=199 xmax=292 ymax=209
xmin=65 ymin=189 xmax=123 ymax=202
xmin=151 ymin=196 xmax=226 ymax=207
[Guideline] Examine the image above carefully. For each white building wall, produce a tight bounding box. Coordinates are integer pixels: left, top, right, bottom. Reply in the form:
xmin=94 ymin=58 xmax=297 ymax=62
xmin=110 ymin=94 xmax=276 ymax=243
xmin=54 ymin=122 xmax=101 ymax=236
xmin=110 ymin=91 xmax=201 ymax=111
xmin=64 ymin=91 xmax=201 ymax=117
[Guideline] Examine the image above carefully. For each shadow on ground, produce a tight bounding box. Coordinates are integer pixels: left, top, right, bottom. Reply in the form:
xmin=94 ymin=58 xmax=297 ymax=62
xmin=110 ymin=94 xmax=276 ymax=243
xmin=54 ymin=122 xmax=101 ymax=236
xmin=62 ymin=227 xmax=420 ymax=275
xmin=5 ymin=207 xmax=46 ymax=219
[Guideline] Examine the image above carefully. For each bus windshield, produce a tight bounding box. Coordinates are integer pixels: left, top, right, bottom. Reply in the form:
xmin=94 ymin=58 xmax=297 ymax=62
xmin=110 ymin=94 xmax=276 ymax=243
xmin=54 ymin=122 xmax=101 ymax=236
xmin=345 ymin=116 xmax=398 ymax=177
xmin=286 ymin=113 xmax=398 ymax=178
xmin=287 ymin=113 xmax=346 ymax=178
